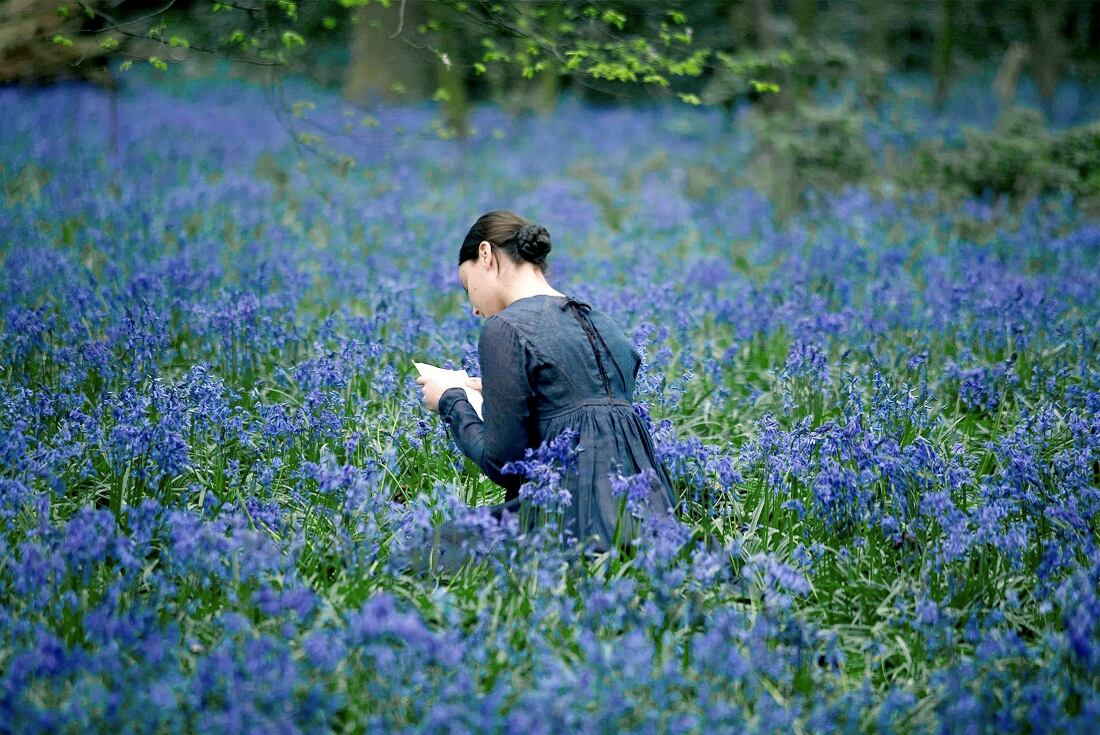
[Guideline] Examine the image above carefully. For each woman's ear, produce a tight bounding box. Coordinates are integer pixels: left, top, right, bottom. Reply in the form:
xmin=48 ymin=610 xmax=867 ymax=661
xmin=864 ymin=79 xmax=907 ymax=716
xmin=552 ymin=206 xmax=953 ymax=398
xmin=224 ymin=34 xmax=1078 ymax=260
xmin=479 ymin=240 xmax=497 ymax=274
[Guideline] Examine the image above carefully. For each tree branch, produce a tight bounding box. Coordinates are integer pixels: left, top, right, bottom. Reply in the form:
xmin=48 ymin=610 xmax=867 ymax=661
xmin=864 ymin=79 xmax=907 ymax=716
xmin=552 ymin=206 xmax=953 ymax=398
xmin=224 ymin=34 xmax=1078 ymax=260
xmin=388 ymin=0 xmax=408 ymax=39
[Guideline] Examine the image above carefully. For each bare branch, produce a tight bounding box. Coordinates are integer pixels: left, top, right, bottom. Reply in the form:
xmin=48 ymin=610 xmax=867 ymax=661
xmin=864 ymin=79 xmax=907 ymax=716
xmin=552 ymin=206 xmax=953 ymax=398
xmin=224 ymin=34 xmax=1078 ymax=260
xmin=72 ymin=0 xmax=178 ymax=34
xmin=388 ymin=0 xmax=408 ymax=39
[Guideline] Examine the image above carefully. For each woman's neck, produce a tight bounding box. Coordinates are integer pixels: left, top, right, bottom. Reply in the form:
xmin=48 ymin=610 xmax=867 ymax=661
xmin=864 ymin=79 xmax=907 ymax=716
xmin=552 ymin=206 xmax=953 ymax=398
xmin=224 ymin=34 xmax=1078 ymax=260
xmin=503 ymin=272 xmax=565 ymax=305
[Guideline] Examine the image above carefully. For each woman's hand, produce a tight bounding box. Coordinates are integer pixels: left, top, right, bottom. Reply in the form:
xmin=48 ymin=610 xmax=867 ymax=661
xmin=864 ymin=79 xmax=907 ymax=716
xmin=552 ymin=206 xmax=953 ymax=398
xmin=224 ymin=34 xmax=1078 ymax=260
xmin=416 ymin=374 xmax=482 ymax=413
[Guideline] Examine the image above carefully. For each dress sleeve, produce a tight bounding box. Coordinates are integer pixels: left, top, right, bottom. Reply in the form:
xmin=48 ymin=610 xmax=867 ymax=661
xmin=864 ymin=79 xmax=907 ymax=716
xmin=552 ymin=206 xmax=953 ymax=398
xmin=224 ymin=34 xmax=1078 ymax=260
xmin=439 ymin=316 xmax=536 ymax=497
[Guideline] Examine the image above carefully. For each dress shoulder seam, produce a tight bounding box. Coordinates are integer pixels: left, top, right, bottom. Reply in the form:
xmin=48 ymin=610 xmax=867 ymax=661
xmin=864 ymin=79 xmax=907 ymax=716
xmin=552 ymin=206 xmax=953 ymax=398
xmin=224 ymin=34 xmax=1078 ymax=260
xmin=486 ymin=313 xmax=548 ymax=366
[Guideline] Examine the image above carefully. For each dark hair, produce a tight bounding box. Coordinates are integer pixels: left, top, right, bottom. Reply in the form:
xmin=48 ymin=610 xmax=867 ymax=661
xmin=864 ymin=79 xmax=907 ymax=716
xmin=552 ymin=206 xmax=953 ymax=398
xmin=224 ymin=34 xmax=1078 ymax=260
xmin=458 ymin=210 xmax=552 ymax=271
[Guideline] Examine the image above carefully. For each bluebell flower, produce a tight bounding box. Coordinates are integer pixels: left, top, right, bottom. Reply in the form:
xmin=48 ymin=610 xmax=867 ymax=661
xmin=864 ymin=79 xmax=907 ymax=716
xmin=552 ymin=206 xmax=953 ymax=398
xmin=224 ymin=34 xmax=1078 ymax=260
xmin=502 ymin=429 xmax=582 ymax=512
xmin=609 ymin=467 xmax=660 ymax=519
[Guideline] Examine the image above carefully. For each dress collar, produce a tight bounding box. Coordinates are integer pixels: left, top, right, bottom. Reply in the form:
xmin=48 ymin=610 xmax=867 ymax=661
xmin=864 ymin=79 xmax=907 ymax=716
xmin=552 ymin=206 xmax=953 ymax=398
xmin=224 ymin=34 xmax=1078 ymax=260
xmin=559 ymin=295 xmax=592 ymax=313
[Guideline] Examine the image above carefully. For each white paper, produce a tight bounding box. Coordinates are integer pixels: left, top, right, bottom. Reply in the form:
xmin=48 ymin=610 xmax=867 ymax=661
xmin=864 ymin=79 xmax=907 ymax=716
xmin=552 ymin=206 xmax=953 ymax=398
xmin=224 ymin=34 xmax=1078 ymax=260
xmin=414 ymin=361 xmax=483 ymax=420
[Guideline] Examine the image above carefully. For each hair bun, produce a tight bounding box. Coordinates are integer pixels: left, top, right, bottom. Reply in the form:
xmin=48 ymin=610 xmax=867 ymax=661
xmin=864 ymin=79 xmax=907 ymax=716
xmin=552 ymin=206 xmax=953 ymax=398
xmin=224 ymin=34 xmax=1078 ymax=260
xmin=513 ymin=223 xmax=551 ymax=263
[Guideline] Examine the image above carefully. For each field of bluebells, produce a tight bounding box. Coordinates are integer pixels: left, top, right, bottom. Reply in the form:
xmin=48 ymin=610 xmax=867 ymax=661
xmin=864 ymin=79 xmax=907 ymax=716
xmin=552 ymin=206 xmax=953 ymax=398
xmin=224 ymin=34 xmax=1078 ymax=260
xmin=2 ymin=70 xmax=1100 ymax=732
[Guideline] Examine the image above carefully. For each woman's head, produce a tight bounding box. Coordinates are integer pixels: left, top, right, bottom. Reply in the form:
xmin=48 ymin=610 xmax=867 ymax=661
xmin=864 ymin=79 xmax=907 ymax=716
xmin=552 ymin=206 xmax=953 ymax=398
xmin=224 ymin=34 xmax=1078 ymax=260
xmin=458 ymin=210 xmax=553 ymax=318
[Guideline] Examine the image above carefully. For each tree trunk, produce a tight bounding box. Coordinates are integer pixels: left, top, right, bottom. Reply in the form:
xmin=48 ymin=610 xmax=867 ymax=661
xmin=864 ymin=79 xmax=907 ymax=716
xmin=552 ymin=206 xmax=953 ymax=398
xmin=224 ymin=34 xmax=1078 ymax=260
xmin=427 ymin=2 xmax=471 ymax=139
xmin=342 ymin=1 xmax=432 ymax=104
xmin=0 ymin=0 xmax=114 ymax=85
xmin=532 ymin=4 xmax=562 ymax=118
xmin=794 ymin=0 xmax=816 ymax=41
xmin=932 ymin=0 xmax=959 ymax=110
xmin=109 ymin=85 xmax=119 ymax=153
xmin=1092 ymin=0 xmax=1100 ymax=50
xmin=993 ymin=42 xmax=1029 ymax=115
xmin=752 ymin=0 xmax=773 ymax=50
xmin=1032 ymin=1 xmax=1067 ymax=120
xmin=865 ymin=0 xmax=888 ymax=63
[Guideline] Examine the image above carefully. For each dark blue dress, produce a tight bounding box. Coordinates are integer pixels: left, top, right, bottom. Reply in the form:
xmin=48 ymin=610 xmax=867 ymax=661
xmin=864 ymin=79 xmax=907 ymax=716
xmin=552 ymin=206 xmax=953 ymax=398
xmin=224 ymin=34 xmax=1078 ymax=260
xmin=433 ymin=294 xmax=678 ymax=564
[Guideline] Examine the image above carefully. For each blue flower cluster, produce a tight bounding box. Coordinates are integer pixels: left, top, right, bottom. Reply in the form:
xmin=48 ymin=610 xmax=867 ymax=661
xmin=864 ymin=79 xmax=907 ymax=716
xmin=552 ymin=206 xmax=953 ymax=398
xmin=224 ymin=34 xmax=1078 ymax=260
xmin=502 ymin=428 xmax=582 ymax=511
xmin=1 ymin=71 xmax=1099 ymax=731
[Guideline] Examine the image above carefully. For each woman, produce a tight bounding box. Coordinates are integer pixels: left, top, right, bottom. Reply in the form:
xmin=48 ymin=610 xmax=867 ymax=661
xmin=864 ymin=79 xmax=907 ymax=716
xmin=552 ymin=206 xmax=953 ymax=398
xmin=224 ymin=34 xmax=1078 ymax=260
xmin=416 ymin=210 xmax=678 ymax=567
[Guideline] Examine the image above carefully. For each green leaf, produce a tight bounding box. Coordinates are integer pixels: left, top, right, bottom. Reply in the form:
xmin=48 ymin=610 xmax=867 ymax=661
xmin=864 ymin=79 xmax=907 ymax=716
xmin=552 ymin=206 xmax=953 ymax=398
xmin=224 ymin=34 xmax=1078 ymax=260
xmin=677 ymin=92 xmax=701 ymax=105
xmin=281 ymin=31 xmax=305 ymax=49
xmin=52 ymin=34 xmax=74 ymax=47
xmin=119 ymin=60 xmax=133 ymax=71
xmin=666 ymin=49 xmax=710 ymax=77
xmin=322 ymin=16 xmax=338 ymax=30
xmin=168 ymin=36 xmax=190 ymax=49
xmin=56 ymin=5 xmax=70 ymax=19
xmin=600 ymin=9 xmax=627 ymax=30
xmin=588 ymin=61 xmax=636 ymax=83
xmin=148 ymin=56 xmax=168 ymax=71
xmin=666 ymin=9 xmax=686 ymax=24
xmin=277 ymin=0 xmax=298 ymax=21
xmin=99 ymin=37 xmax=119 ymax=50
xmin=472 ymin=62 xmax=487 ymax=75
xmin=750 ymin=79 xmax=781 ymax=94
xmin=432 ymin=87 xmax=451 ymax=102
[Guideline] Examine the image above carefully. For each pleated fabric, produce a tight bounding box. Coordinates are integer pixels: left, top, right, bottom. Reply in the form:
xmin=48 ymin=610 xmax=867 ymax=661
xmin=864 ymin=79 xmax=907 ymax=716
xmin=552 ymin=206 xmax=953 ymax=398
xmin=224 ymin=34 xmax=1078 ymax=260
xmin=541 ymin=397 xmax=677 ymax=551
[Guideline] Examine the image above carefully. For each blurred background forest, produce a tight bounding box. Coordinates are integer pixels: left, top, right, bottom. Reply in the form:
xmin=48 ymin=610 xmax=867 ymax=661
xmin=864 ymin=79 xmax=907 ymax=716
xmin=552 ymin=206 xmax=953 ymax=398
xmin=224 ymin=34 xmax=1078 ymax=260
xmin=5 ymin=0 xmax=1100 ymax=214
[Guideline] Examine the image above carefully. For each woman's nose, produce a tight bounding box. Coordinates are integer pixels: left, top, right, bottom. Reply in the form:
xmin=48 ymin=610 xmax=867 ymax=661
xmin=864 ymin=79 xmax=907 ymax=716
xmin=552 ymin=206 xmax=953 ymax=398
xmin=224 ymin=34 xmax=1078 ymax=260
xmin=471 ymin=307 xmax=481 ymax=318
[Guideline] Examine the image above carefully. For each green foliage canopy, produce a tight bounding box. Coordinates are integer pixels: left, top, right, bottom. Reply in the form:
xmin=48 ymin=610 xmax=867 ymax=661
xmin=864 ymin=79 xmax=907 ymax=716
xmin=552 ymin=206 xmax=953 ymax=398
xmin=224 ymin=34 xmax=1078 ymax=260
xmin=49 ymin=0 xmax=781 ymax=102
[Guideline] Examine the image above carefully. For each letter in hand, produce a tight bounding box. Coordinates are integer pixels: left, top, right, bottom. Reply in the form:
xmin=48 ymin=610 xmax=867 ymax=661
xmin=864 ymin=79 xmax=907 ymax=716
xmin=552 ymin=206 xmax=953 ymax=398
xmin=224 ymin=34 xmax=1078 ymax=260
xmin=414 ymin=362 xmax=484 ymax=419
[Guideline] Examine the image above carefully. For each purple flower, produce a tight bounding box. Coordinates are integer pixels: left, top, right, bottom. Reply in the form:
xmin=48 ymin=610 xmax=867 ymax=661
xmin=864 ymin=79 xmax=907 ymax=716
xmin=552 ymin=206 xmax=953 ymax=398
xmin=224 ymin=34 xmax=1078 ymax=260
xmin=609 ymin=467 xmax=660 ymax=518
xmin=502 ymin=429 xmax=582 ymax=512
